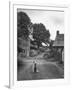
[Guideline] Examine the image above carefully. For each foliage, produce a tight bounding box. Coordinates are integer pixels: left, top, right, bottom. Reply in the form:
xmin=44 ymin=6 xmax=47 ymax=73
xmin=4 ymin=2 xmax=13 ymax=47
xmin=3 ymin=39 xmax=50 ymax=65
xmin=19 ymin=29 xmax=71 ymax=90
xmin=33 ymin=23 xmax=50 ymax=48
xmin=43 ymin=48 xmax=63 ymax=63
xmin=43 ymin=49 xmax=54 ymax=59
xmin=29 ymin=50 xmax=38 ymax=57
xmin=17 ymin=12 xmax=31 ymax=39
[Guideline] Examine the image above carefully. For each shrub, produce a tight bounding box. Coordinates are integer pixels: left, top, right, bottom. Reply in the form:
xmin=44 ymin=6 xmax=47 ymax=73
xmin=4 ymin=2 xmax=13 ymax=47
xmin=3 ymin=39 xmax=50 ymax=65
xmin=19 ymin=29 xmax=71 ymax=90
xmin=29 ymin=50 xmax=38 ymax=57
xmin=43 ymin=50 xmax=54 ymax=59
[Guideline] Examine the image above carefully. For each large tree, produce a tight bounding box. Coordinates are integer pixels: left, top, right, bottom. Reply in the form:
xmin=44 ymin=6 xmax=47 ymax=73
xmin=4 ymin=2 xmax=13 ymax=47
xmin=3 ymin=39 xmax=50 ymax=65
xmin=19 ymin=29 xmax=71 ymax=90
xmin=17 ymin=11 xmax=31 ymax=39
xmin=33 ymin=23 xmax=50 ymax=48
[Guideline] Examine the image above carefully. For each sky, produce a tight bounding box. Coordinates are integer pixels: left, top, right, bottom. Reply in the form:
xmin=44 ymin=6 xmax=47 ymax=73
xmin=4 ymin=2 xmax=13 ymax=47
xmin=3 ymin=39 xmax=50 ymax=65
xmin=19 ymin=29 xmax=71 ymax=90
xmin=18 ymin=9 xmax=64 ymax=40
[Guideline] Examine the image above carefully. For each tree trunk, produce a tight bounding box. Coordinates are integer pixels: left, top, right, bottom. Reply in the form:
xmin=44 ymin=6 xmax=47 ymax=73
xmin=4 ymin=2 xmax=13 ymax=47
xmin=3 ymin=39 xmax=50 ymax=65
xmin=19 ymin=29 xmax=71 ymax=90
xmin=37 ymin=41 xmax=40 ymax=49
xmin=27 ymin=38 xmax=30 ymax=57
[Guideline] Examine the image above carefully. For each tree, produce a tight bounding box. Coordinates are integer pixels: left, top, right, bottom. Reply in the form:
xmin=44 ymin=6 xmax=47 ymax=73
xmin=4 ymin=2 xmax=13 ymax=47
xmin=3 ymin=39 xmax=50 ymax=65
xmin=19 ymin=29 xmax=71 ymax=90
xmin=43 ymin=30 xmax=50 ymax=44
xmin=49 ymin=40 xmax=54 ymax=48
xmin=17 ymin=11 xmax=31 ymax=39
xmin=33 ymin=23 xmax=50 ymax=48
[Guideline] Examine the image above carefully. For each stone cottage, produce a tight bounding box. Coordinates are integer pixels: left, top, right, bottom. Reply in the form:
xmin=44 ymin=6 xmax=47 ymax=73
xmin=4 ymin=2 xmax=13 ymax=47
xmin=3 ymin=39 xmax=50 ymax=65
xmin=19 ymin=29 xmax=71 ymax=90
xmin=53 ymin=31 xmax=64 ymax=62
xmin=18 ymin=23 xmax=33 ymax=57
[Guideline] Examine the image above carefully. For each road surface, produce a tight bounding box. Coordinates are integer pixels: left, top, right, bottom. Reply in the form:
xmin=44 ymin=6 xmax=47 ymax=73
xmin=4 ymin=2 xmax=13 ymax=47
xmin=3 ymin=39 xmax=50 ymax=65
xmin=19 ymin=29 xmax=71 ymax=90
xmin=17 ymin=56 xmax=64 ymax=80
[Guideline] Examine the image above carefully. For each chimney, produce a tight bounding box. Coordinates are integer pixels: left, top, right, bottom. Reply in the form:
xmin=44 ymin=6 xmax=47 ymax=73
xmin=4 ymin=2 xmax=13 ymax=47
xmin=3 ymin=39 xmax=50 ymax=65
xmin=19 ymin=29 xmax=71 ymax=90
xmin=57 ymin=31 xmax=59 ymax=35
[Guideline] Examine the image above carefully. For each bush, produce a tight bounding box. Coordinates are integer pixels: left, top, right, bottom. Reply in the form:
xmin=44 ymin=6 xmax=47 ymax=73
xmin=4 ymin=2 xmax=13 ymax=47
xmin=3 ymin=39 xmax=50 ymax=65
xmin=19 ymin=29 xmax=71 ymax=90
xmin=43 ymin=50 xmax=54 ymax=59
xmin=29 ymin=50 xmax=38 ymax=57
xmin=43 ymin=48 xmax=62 ymax=62
xmin=39 ymin=47 xmax=46 ymax=52
xmin=18 ymin=52 xmax=26 ymax=58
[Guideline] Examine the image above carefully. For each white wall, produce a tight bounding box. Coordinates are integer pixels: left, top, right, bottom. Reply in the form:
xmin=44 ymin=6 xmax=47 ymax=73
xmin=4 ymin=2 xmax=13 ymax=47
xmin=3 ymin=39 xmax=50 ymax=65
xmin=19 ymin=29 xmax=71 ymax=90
xmin=0 ymin=0 xmax=72 ymax=90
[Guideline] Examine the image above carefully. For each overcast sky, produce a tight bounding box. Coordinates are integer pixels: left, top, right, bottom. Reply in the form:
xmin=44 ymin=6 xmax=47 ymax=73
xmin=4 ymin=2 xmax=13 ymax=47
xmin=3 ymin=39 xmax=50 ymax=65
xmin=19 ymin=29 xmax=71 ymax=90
xmin=18 ymin=9 xmax=64 ymax=40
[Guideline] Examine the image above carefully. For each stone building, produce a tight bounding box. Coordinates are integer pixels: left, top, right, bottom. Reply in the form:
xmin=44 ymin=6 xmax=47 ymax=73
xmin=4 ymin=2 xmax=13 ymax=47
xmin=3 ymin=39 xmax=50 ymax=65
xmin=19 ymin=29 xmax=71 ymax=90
xmin=18 ymin=23 xmax=33 ymax=57
xmin=53 ymin=31 xmax=64 ymax=62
